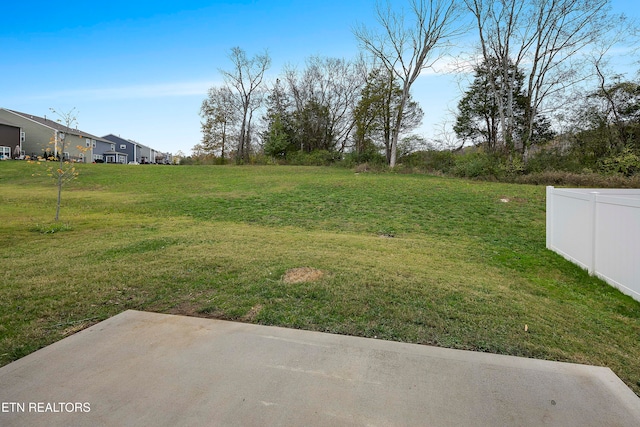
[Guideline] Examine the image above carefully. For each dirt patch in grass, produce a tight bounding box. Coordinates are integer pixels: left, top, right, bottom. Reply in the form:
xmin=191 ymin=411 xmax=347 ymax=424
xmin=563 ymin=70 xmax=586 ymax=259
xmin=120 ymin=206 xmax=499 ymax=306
xmin=283 ymin=267 xmax=325 ymax=284
xmin=168 ymin=298 xmax=221 ymax=319
xmin=241 ymin=304 xmax=263 ymax=322
xmin=167 ymin=302 xmax=202 ymax=317
xmin=61 ymin=322 xmax=92 ymax=337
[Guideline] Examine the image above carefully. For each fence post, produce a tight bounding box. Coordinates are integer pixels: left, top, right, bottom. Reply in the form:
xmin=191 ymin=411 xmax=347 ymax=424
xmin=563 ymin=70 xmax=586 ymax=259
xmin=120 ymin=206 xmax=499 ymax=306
xmin=546 ymin=186 xmax=554 ymax=250
xmin=589 ymin=191 xmax=599 ymax=275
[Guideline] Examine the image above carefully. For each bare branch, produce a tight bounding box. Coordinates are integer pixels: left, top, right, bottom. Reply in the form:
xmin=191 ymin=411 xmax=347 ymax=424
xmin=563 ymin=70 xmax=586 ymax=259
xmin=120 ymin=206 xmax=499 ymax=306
xmin=463 ymin=0 xmax=617 ymax=154
xmin=219 ymin=47 xmax=271 ymax=162
xmin=354 ymin=0 xmax=464 ymax=167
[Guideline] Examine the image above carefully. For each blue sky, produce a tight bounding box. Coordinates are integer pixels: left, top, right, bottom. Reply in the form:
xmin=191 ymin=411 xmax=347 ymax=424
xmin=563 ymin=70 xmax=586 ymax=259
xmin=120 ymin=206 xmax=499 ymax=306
xmin=1 ymin=0 xmax=637 ymax=155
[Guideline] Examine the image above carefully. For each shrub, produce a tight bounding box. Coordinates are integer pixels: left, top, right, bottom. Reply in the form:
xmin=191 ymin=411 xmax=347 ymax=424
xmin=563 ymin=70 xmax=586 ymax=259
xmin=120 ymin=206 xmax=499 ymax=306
xmin=510 ymin=171 xmax=640 ymax=188
xmin=525 ymin=147 xmax=585 ymax=174
xmin=340 ymin=151 xmax=387 ymax=169
xmin=503 ymin=155 xmax=525 ymax=176
xmin=451 ymin=151 xmax=503 ymax=179
xmin=287 ymin=150 xmax=341 ymax=166
xmin=399 ymin=150 xmax=456 ymax=173
xmin=598 ymin=147 xmax=640 ymax=177
xmin=248 ymin=153 xmax=271 ymax=165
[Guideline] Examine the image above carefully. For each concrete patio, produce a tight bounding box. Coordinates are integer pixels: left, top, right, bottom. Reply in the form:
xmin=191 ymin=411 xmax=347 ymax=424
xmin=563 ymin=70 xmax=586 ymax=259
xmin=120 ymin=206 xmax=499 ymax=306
xmin=1 ymin=310 xmax=639 ymax=426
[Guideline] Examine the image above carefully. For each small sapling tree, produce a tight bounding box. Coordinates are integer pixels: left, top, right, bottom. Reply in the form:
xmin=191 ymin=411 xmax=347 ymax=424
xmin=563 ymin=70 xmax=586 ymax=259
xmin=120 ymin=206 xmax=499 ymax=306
xmin=51 ymin=108 xmax=86 ymax=222
xmin=29 ymin=108 xmax=87 ymax=223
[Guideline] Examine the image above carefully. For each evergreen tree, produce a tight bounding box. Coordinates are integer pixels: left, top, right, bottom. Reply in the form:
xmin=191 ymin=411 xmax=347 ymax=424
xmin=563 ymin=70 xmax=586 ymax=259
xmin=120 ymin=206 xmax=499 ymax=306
xmin=262 ymin=79 xmax=295 ymax=158
xmin=264 ymin=113 xmax=291 ymax=158
xmin=294 ymin=100 xmax=334 ymax=153
xmin=454 ymin=59 xmax=553 ymax=154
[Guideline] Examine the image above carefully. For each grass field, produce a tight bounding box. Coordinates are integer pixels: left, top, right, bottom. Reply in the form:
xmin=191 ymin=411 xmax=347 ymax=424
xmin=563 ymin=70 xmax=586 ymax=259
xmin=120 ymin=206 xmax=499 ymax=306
xmin=1 ymin=161 xmax=639 ymax=395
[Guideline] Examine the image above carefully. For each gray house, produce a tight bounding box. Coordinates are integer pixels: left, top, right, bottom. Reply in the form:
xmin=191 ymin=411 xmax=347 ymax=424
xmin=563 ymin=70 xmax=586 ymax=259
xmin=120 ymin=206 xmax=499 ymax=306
xmin=137 ymin=142 xmax=154 ymax=164
xmin=0 ymin=108 xmax=112 ymax=163
xmin=91 ymin=139 xmax=126 ymax=163
xmin=103 ymin=134 xmax=172 ymax=164
xmin=102 ymin=134 xmax=140 ymax=163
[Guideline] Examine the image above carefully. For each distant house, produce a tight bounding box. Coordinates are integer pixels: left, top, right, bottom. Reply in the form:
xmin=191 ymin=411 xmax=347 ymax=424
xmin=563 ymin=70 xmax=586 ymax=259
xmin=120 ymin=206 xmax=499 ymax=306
xmin=0 ymin=108 xmax=111 ymax=163
xmin=103 ymin=134 xmax=171 ymax=164
xmin=153 ymin=150 xmax=172 ymax=164
xmin=0 ymin=119 xmax=22 ymax=159
xmin=103 ymin=134 xmax=142 ymax=163
xmin=87 ymin=139 xmax=114 ymax=163
xmin=137 ymin=142 xmax=153 ymax=164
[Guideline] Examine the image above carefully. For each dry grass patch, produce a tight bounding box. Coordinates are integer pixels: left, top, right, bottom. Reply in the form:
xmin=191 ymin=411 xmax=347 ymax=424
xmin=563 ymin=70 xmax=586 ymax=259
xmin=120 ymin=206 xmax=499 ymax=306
xmin=282 ymin=267 xmax=326 ymax=284
xmin=241 ymin=304 xmax=264 ymax=322
xmin=60 ymin=321 xmax=93 ymax=337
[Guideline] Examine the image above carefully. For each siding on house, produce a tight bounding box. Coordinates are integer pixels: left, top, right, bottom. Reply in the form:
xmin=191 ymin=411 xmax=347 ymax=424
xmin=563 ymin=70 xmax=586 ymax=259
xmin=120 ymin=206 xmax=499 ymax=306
xmin=103 ymin=134 xmax=139 ymax=163
xmin=91 ymin=138 xmax=112 ymax=162
xmin=75 ymin=136 xmax=114 ymax=162
xmin=0 ymin=109 xmax=110 ymax=162
xmin=137 ymin=143 xmax=153 ymax=164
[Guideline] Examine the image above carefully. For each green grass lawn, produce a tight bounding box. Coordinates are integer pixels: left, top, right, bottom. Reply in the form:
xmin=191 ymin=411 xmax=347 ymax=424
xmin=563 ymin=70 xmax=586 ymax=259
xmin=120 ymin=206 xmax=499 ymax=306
xmin=1 ymin=161 xmax=639 ymax=395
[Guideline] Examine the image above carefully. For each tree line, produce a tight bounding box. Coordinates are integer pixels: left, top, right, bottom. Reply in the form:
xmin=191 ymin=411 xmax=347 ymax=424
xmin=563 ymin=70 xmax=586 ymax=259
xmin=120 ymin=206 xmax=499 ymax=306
xmin=192 ymin=0 xmax=639 ymax=176
xmin=195 ymin=52 xmax=425 ymax=166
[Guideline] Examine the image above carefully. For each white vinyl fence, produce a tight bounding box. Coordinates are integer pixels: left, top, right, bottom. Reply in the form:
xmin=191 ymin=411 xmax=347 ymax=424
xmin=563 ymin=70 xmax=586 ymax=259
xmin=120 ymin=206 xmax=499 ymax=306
xmin=546 ymin=186 xmax=640 ymax=302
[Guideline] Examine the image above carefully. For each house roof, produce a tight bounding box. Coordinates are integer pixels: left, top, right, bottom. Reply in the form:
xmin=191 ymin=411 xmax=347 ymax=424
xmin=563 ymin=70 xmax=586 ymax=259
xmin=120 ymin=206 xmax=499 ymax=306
xmin=103 ymin=134 xmax=137 ymax=146
xmin=1 ymin=108 xmax=109 ymax=143
xmin=102 ymin=134 xmax=151 ymax=151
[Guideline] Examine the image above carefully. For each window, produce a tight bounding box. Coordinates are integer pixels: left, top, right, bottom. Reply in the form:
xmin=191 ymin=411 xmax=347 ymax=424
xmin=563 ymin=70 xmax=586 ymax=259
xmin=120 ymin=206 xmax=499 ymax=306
xmin=93 ymin=154 xmax=103 ymax=161
xmin=0 ymin=146 xmax=10 ymax=159
xmin=120 ymin=144 xmax=127 ymax=150
xmin=86 ymin=138 xmax=91 ymax=147
xmin=20 ymin=131 xmax=25 ymax=142
xmin=110 ymin=144 xmax=115 ymax=151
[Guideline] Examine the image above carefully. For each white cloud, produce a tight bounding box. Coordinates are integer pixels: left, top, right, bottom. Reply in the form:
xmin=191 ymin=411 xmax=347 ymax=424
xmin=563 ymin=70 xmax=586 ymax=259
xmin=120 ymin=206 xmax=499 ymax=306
xmin=419 ymin=54 xmax=481 ymax=76
xmin=28 ymin=81 xmax=218 ymax=101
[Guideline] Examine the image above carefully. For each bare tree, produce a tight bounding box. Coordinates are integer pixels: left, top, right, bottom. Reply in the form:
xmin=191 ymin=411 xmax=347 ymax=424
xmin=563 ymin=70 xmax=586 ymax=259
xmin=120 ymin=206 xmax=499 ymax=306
xmin=464 ymin=0 xmax=616 ymax=155
xmin=282 ymin=56 xmax=366 ymax=153
xmin=587 ymin=14 xmax=638 ymax=145
xmin=49 ymin=108 xmax=82 ymax=222
xmin=220 ymin=47 xmax=271 ymax=163
xmin=354 ymin=0 xmax=463 ymax=167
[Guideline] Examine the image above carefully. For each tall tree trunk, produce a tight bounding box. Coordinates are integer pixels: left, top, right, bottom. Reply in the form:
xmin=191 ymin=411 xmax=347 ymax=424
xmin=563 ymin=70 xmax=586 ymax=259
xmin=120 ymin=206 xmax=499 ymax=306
xmin=390 ymin=84 xmax=410 ymax=168
xmin=354 ymin=0 xmax=462 ymax=168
